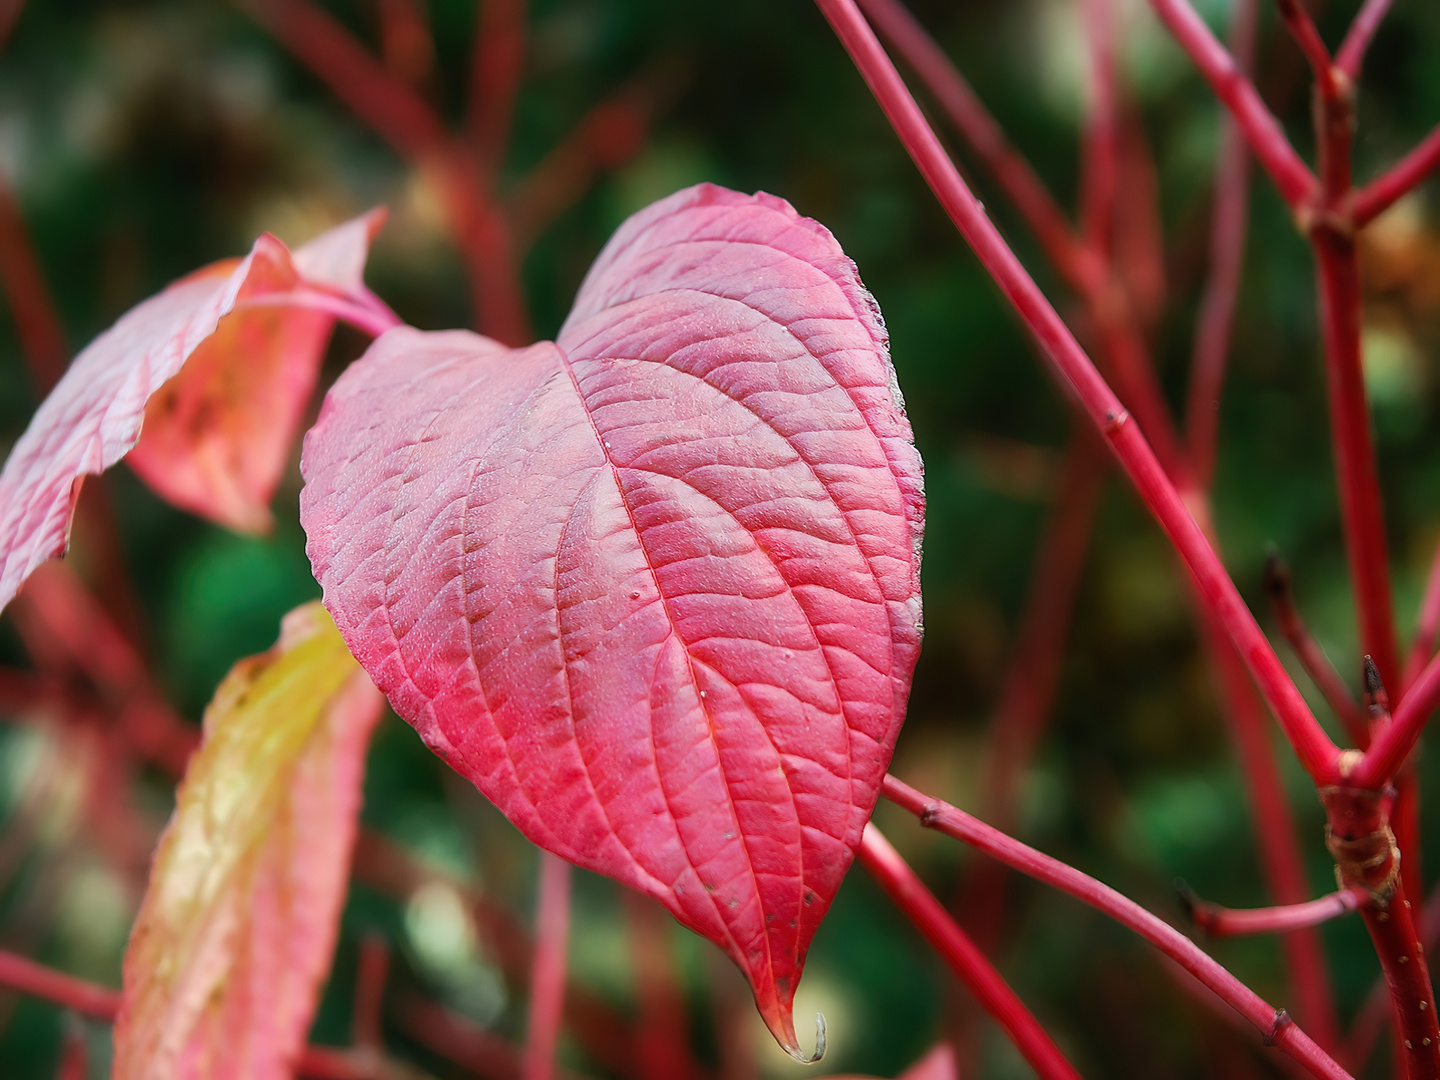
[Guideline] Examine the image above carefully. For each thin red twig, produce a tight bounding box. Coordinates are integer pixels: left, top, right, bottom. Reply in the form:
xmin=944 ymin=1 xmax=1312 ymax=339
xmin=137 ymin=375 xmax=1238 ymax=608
xmin=523 ymin=852 xmax=572 ymax=1080
xmin=1185 ymin=0 xmax=1256 ymax=490
xmin=1405 ymin=540 xmax=1440 ymax=693
xmin=1353 ymin=124 xmax=1440 ymax=229
xmin=881 ymin=776 xmax=1353 ymax=1080
xmin=1180 ymin=884 xmax=1365 ymax=937
xmin=1335 ymin=0 xmax=1395 ymax=80
xmin=855 ymin=0 xmax=1095 ymax=290
xmin=1195 ymin=608 xmax=1341 ymax=1048
xmin=1311 ymin=230 xmax=1399 ymax=692
xmin=57 ymin=1018 xmax=87 ymax=1080
xmin=1275 ymin=0 xmax=1340 ymax=102
xmin=816 ymin=0 xmax=1340 ymax=782
xmin=1145 ymin=0 xmax=1319 ymax=211
xmin=1263 ymin=556 xmax=1370 ymax=747
xmin=1355 ymin=648 xmax=1440 ymax=788
xmin=857 ymin=824 xmax=1081 ymax=1080
xmin=0 ymin=949 xmax=119 ymax=1019
xmin=0 ymin=176 xmax=67 ymax=394
xmin=374 ymin=0 xmax=434 ymax=88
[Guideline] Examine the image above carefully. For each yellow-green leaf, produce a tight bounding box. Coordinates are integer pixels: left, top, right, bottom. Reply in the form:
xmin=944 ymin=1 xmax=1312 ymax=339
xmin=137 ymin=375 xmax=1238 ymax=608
xmin=114 ymin=601 xmax=383 ymax=1080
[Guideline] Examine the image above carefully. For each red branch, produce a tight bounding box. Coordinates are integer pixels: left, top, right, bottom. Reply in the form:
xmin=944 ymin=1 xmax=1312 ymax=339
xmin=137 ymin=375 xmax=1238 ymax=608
xmin=353 ymin=935 xmax=390 ymax=1052
xmin=374 ymin=0 xmax=434 ymax=88
xmin=1353 ymin=125 xmax=1440 ymax=229
xmin=816 ymin=0 xmax=1340 ymax=782
xmin=523 ymin=852 xmax=572 ymax=1080
xmin=856 ymin=0 xmax=1094 ymax=289
xmin=623 ymin=891 xmax=700 ymax=1080
xmin=1180 ymin=884 xmax=1364 ymax=938
xmin=0 ymin=949 xmax=119 ymax=1019
xmin=1405 ymin=540 xmax=1440 ymax=693
xmin=1275 ymin=0 xmax=1340 ymax=103
xmin=1335 ymin=0 xmax=1395 ymax=80
xmin=1311 ymin=230 xmax=1399 ymax=691
xmin=0 ymin=176 xmax=67 ymax=394
xmin=1348 ymin=884 xmax=1440 ymax=1071
xmin=881 ymin=776 xmax=1352 ymax=1080
xmin=1145 ymin=0 xmax=1318 ymax=211
xmin=1185 ymin=0 xmax=1255 ymax=490
xmin=1355 ymin=648 xmax=1440 ymax=789
xmin=1078 ymin=0 xmax=1119 ymax=258
xmin=857 ymin=824 xmax=1081 ymax=1080
xmin=1264 ymin=556 xmax=1370 ymax=747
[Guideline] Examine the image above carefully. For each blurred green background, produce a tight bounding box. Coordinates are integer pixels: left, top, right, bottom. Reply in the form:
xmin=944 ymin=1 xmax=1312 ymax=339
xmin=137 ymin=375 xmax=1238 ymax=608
xmin=1 ymin=0 xmax=1440 ymax=1077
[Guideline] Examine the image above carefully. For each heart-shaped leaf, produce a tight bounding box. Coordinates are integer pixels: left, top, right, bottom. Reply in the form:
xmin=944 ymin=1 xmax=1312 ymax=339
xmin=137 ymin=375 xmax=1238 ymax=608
xmin=300 ymin=183 xmax=924 ymax=1059
xmin=0 ymin=211 xmax=383 ymax=615
xmin=113 ymin=602 xmax=383 ymax=1080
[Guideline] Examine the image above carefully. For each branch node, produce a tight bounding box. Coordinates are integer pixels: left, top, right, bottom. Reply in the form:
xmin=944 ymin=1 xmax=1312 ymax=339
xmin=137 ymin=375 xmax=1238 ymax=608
xmin=1264 ymin=1008 xmax=1293 ymax=1046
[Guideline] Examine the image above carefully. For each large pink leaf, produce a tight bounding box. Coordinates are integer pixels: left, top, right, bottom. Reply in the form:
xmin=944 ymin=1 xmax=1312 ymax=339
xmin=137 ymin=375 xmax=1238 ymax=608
xmin=0 ymin=212 xmax=382 ymax=613
xmin=300 ymin=183 xmax=923 ymax=1059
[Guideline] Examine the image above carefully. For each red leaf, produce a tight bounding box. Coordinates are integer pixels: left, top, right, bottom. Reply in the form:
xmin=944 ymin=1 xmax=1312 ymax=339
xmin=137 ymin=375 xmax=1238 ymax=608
xmin=127 ymin=211 xmax=386 ymax=534
xmin=113 ymin=602 xmax=384 ymax=1080
xmin=0 ymin=212 xmax=382 ymax=612
xmin=300 ymin=183 xmax=924 ymax=1059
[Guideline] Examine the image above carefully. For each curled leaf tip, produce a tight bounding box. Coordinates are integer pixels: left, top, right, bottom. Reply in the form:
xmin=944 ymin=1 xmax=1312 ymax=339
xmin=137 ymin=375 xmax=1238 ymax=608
xmin=783 ymin=1012 xmax=828 ymax=1064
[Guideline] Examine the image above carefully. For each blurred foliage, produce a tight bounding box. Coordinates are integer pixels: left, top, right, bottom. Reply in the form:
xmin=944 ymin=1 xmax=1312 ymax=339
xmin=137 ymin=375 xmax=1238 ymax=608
xmin=0 ymin=0 xmax=1439 ymax=1077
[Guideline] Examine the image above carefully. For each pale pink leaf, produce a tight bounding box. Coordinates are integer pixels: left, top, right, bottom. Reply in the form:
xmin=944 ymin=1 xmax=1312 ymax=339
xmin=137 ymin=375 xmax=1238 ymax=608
xmin=0 ymin=212 xmax=382 ymax=604
xmin=300 ymin=183 xmax=923 ymax=1059
xmin=113 ymin=602 xmax=383 ymax=1080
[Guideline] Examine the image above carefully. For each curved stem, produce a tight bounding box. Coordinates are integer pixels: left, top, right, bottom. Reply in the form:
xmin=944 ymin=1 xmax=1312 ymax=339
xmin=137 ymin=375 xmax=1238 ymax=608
xmin=1180 ymin=885 xmax=1364 ymax=938
xmin=231 ymin=290 xmax=404 ymax=339
xmin=523 ymin=852 xmax=572 ymax=1080
xmin=857 ymin=824 xmax=1081 ymax=1080
xmin=816 ymin=0 xmax=1340 ymax=782
xmin=881 ymin=776 xmax=1353 ymax=1080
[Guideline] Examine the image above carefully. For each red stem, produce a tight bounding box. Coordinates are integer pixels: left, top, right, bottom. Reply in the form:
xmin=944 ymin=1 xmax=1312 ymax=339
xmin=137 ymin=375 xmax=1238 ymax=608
xmin=374 ymin=0 xmax=435 ymax=88
xmin=857 ymin=824 xmax=1081 ymax=1080
xmin=0 ymin=949 xmax=119 ymax=1019
xmin=1349 ymin=885 xmax=1440 ymax=1072
xmin=1405 ymin=540 xmax=1440 ymax=693
xmin=1335 ymin=0 xmax=1395 ymax=80
xmin=882 ymin=776 xmax=1352 ymax=1079
xmin=1353 ymin=124 xmax=1440 ymax=229
xmin=1264 ymin=556 xmax=1370 ymax=747
xmin=1311 ymin=230 xmax=1399 ymax=693
xmin=1181 ymin=885 xmax=1364 ymax=937
xmin=0 ymin=175 xmax=67 ymax=394
xmin=523 ymin=852 xmax=572 ymax=1080
xmin=1186 ymin=0 xmax=1256 ymax=490
xmin=57 ymin=1019 xmax=87 ymax=1080
xmin=466 ymin=0 xmax=528 ymax=176
xmin=1355 ymin=649 xmax=1440 ymax=788
xmin=855 ymin=0 xmax=1096 ymax=290
xmin=816 ymin=0 xmax=1340 ymax=782
xmin=1145 ymin=0 xmax=1319 ymax=211
xmin=1275 ymin=0 xmax=1340 ymax=102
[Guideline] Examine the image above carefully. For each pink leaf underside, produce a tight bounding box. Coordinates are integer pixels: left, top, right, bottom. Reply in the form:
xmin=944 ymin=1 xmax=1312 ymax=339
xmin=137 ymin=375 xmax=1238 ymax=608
xmin=0 ymin=212 xmax=383 ymax=611
xmin=300 ymin=184 xmax=924 ymax=1058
